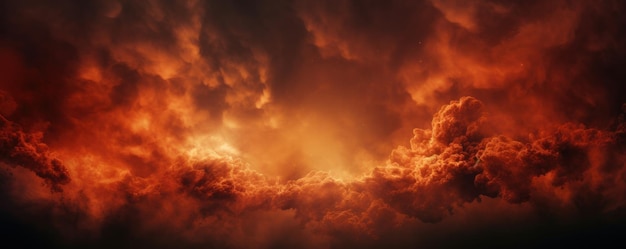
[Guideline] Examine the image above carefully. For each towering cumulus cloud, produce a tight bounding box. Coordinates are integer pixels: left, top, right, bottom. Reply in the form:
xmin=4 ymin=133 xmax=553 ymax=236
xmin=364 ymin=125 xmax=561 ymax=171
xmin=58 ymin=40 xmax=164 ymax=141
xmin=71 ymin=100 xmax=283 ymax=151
xmin=1 ymin=0 xmax=625 ymax=248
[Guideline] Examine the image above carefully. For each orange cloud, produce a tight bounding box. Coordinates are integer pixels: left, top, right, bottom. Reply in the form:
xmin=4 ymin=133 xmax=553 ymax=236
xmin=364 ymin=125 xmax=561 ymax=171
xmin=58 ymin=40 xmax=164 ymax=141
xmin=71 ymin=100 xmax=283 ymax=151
xmin=1 ymin=0 xmax=625 ymax=248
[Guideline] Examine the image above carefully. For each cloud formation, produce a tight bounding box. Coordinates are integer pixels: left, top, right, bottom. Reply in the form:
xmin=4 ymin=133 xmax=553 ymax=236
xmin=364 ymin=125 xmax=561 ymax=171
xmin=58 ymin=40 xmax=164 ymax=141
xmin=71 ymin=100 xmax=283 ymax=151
xmin=1 ymin=0 xmax=625 ymax=248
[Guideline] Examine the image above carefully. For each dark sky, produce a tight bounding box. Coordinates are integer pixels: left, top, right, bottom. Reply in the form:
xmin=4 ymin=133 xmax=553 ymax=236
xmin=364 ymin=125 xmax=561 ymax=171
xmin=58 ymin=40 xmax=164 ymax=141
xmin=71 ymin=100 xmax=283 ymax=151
xmin=1 ymin=0 xmax=625 ymax=248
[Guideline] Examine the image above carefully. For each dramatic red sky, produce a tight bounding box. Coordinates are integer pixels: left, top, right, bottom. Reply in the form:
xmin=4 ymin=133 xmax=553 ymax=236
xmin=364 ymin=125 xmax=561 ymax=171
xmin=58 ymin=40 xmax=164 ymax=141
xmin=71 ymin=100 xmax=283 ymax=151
xmin=1 ymin=0 xmax=625 ymax=248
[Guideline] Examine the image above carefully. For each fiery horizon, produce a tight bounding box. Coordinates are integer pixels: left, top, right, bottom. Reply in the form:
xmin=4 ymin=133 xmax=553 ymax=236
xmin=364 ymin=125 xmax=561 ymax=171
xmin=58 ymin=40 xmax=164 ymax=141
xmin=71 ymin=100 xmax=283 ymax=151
xmin=1 ymin=0 xmax=626 ymax=248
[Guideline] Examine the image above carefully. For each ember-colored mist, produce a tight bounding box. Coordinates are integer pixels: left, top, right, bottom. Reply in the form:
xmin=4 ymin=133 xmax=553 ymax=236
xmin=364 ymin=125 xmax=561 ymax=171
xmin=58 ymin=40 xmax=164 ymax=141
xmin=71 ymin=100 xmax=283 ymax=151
xmin=1 ymin=0 xmax=625 ymax=248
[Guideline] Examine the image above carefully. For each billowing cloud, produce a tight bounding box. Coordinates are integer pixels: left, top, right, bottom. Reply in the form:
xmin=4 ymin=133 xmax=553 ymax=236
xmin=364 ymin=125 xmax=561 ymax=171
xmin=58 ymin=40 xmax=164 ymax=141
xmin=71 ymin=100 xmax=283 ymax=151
xmin=0 ymin=113 xmax=70 ymax=191
xmin=1 ymin=0 xmax=625 ymax=248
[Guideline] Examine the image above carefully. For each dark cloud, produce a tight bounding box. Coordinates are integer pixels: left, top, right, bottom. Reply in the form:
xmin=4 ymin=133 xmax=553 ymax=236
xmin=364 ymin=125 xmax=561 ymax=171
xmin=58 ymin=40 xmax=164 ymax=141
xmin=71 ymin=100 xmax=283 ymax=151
xmin=1 ymin=0 xmax=626 ymax=248
xmin=0 ymin=114 xmax=70 ymax=191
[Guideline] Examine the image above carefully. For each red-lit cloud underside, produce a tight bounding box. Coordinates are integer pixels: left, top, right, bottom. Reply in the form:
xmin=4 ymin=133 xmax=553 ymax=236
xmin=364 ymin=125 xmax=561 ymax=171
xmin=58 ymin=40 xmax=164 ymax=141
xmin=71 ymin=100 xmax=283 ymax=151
xmin=1 ymin=0 xmax=625 ymax=248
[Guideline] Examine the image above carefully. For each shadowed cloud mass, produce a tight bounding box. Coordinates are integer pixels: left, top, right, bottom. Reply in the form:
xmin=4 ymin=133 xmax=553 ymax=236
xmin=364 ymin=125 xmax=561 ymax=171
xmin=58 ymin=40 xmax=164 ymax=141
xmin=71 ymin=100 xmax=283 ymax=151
xmin=1 ymin=0 xmax=625 ymax=248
